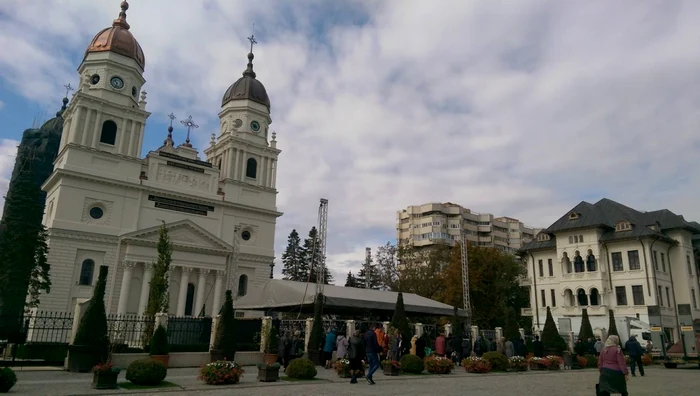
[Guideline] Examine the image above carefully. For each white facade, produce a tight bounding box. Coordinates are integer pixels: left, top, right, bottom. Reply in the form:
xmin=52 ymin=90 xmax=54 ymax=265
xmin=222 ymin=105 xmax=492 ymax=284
xmin=520 ymin=199 xmax=700 ymax=343
xmin=38 ymin=6 xmax=282 ymax=315
xmin=396 ymin=202 xmax=540 ymax=253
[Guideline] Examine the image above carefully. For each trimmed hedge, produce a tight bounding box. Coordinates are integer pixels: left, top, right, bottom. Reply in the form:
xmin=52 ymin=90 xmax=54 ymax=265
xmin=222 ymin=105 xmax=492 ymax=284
xmin=482 ymin=352 xmax=509 ymax=371
xmin=125 ymin=358 xmax=167 ymax=385
xmin=285 ymin=358 xmax=317 ymax=379
xmin=399 ymin=354 xmax=424 ymax=374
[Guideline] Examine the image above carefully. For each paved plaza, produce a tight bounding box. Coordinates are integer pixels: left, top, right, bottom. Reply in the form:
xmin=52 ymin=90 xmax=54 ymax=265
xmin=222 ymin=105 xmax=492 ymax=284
xmin=9 ymin=365 xmax=700 ymax=395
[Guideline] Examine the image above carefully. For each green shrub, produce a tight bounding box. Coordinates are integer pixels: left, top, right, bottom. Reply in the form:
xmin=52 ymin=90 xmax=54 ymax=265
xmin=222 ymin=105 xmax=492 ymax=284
xmin=125 ymin=358 xmax=167 ymax=385
xmin=212 ymin=290 xmax=236 ymax=360
xmin=0 ymin=367 xmax=17 ymax=392
xmin=578 ymin=309 xmax=595 ymax=342
xmin=73 ymin=266 xmax=109 ymax=350
xmin=482 ymin=352 xmax=509 ymax=371
xmin=399 ymin=354 xmax=424 ymax=374
xmin=391 ymin=292 xmax=413 ymax=352
xmin=285 ymin=358 xmax=317 ymax=379
xmin=307 ymin=295 xmax=324 ymax=352
xmin=150 ymin=324 xmax=169 ymax=355
xmin=541 ymin=307 xmax=567 ymax=355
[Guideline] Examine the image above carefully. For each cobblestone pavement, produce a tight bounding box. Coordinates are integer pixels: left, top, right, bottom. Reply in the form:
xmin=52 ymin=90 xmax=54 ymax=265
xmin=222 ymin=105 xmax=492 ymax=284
xmin=10 ymin=365 xmax=700 ymax=395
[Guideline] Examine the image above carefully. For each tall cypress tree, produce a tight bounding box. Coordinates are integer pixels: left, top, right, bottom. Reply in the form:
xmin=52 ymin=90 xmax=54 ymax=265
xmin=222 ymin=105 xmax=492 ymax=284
xmin=578 ymin=308 xmax=595 ymax=341
xmin=607 ymin=309 xmax=620 ymax=344
xmin=541 ymin=306 xmax=568 ymax=355
xmin=390 ymin=292 xmax=412 ymax=352
xmin=307 ymin=293 xmax=325 ymax=364
xmin=145 ymin=224 xmax=172 ymax=316
xmin=281 ymin=229 xmax=304 ymax=281
xmin=73 ymin=266 xmax=109 ymax=349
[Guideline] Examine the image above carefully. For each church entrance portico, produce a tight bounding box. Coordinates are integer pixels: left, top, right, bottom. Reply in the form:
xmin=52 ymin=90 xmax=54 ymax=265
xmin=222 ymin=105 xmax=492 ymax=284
xmin=113 ymin=220 xmax=232 ymax=317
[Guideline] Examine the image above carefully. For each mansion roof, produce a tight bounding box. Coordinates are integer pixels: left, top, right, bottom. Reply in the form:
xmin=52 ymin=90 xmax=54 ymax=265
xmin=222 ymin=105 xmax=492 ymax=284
xmin=519 ymin=198 xmax=700 ymax=253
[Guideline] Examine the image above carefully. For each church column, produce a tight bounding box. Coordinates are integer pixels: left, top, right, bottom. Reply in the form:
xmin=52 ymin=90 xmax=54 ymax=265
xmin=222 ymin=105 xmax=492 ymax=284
xmin=117 ymin=260 xmax=136 ymax=315
xmin=117 ymin=117 xmax=128 ymax=153
xmin=69 ymin=106 xmax=84 ymax=144
xmin=137 ymin=263 xmax=153 ymax=315
xmin=266 ymin=157 xmax=273 ymax=187
xmin=195 ymin=268 xmax=210 ymax=317
xmin=211 ymin=270 xmax=224 ymax=315
xmin=223 ymin=150 xmax=230 ymax=179
xmin=127 ymin=120 xmax=137 ymax=157
xmin=136 ymin=122 xmax=145 ymax=157
xmin=239 ymin=149 xmax=247 ymax=179
xmin=91 ymin=110 xmax=103 ymax=147
xmin=233 ymin=149 xmax=240 ymax=181
xmin=176 ymin=267 xmax=193 ymax=316
xmin=271 ymin=160 xmax=277 ymax=188
xmin=80 ymin=108 xmax=93 ymax=146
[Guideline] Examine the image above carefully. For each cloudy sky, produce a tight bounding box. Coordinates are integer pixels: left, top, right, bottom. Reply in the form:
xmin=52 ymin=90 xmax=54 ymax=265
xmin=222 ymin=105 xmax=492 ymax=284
xmin=1 ymin=0 xmax=699 ymax=283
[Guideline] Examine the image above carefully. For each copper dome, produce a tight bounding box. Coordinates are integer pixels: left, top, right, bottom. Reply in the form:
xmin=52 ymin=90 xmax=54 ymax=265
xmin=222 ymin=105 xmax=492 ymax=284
xmin=221 ymin=53 xmax=270 ymax=109
xmin=83 ymin=1 xmax=145 ymax=70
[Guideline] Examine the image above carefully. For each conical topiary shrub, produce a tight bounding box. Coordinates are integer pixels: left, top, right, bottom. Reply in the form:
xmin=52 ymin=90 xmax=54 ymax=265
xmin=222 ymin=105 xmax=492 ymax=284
xmin=69 ymin=265 xmax=110 ymax=372
xmin=391 ymin=292 xmax=413 ymax=354
xmin=307 ymin=293 xmax=324 ymax=365
xmin=211 ymin=290 xmax=236 ymax=362
xmin=578 ymin=308 xmax=595 ymax=342
xmin=540 ymin=306 xmax=567 ymax=356
xmin=607 ymin=309 xmax=620 ymax=345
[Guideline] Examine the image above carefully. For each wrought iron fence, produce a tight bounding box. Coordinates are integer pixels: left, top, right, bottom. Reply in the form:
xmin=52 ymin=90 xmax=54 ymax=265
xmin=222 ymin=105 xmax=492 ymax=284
xmin=277 ymin=319 xmax=306 ymax=338
xmin=106 ymin=314 xmax=153 ymax=350
xmin=24 ymin=311 xmax=74 ymax=344
xmin=323 ymin=319 xmax=346 ymax=334
xmin=480 ymin=329 xmax=497 ymax=341
xmin=167 ymin=316 xmax=212 ymax=351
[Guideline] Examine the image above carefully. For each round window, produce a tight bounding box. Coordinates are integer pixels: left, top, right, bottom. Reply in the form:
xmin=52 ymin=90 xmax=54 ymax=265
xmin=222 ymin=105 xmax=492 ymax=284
xmin=89 ymin=206 xmax=104 ymax=220
xmin=90 ymin=74 xmax=100 ymax=85
xmin=241 ymin=230 xmax=251 ymax=241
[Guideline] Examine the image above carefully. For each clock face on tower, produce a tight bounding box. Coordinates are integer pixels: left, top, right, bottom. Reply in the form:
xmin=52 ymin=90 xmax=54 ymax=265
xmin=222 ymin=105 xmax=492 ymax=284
xmin=250 ymin=120 xmax=261 ymax=132
xmin=110 ymin=77 xmax=124 ymax=90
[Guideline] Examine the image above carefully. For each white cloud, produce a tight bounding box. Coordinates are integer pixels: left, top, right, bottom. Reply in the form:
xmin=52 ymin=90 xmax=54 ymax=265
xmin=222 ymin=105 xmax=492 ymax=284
xmin=1 ymin=0 xmax=700 ymax=280
xmin=0 ymin=100 xmax=4 ymax=111
xmin=0 ymin=139 xmax=19 ymax=218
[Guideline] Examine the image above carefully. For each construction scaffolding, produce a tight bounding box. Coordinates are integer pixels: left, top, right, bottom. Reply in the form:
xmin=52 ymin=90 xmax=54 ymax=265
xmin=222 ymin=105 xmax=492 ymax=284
xmin=460 ymin=229 xmax=472 ymax=330
xmin=315 ymin=198 xmax=329 ymax=296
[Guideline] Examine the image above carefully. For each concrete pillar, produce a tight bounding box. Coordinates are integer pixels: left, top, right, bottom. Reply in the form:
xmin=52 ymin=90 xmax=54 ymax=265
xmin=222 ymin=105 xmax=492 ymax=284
xmin=154 ymin=312 xmax=168 ymax=330
xmin=383 ymin=321 xmax=390 ymax=334
xmin=346 ymin=320 xmax=356 ymax=336
xmin=471 ymin=325 xmax=479 ymax=347
xmin=261 ymin=316 xmax=273 ymax=353
xmin=518 ymin=328 xmax=525 ymax=340
xmin=195 ymin=269 xmax=209 ymax=317
xmin=445 ymin=323 xmax=453 ymax=336
xmin=305 ymin=318 xmax=313 ymax=353
xmin=69 ymin=299 xmax=90 ymax=344
xmin=210 ymin=315 xmax=220 ymax=351
xmin=117 ymin=261 xmax=135 ymax=315
xmin=414 ymin=323 xmax=424 ymax=337
xmin=137 ymin=263 xmax=153 ymax=315
xmin=568 ymin=331 xmax=575 ymax=352
xmin=176 ymin=267 xmax=192 ymax=316
xmin=495 ymin=327 xmax=503 ymax=340
xmin=211 ymin=270 xmax=224 ymax=315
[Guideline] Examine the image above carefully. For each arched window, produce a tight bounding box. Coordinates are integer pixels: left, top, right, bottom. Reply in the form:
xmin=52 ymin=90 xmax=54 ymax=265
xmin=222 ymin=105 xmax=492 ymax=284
xmin=590 ymin=288 xmax=600 ymax=306
xmin=574 ymin=251 xmax=585 ymax=273
xmin=238 ymin=275 xmax=248 ymax=297
xmin=100 ymin=120 xmax=117 ymax=145
xmin=586 ymin=249 xmax=597 ymax=271
xmin=78 ymin=259 xmax=95 ymax=285
xmin=245 ymin=158 xmax=257 ymax=179
xmin=568 ymin=236 xmax=573 ymax=244
xmin=185 ymin=283 xmax=196 ymax=316
xmin=577 ymin=289 xmax=589 ymax=306
xmin=564 ymin=289 xmax=575 ymax=306
xmin=562 ymin=252 xmax=572 ymax=274
xmin=574 ymin=235 xmax=579 ymax=243
xmin=579 ymin=235 xmax=584 ymax=242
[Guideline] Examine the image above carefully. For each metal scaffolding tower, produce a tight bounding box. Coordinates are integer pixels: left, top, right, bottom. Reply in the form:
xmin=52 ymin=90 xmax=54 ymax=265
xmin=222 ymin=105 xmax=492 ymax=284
xmin=364 ymin=247 xmax=372 ymax=289
xmin=315 ymin=198 xmax=329 ymax=296
xmin=460 ymin=229 xmax=472 ymax=330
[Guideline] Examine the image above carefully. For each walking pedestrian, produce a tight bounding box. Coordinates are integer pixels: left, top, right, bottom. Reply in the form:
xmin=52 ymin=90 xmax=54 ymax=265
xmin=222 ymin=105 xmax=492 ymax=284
xmin=597 ymin=335 xmax=629 ymax=396
xmin=363 ymin=324 xmax=381 ymax=385
xmin=348 ymin=329 xmax=365 ymax=384
xmin=624 ymin=335 xmax=645 ymax=377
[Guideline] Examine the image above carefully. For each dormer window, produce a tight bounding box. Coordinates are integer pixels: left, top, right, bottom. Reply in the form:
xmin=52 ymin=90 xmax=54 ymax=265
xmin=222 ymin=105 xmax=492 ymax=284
xmin=568 ymin=212 xmax=580 ymax=220
xmin=648 ymin=223 xmax=660 ymax=232
xmin=537 ymin=233 xmax=551 ymax=242
xmin=615 ymin=221 xmax=632 ymax=232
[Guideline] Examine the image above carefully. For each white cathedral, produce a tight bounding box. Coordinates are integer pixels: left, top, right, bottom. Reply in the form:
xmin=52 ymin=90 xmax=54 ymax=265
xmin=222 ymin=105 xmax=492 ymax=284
xmin=39 ymin=2 xmax=282 ymax=317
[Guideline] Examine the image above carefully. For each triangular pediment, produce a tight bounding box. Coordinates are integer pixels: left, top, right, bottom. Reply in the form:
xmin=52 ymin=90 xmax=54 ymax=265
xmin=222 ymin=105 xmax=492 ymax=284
xmin=121 ymin=220 xmax=232 ymax=251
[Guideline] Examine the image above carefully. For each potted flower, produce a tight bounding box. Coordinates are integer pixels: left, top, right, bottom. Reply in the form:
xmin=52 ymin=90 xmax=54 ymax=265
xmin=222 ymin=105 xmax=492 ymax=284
xmin=150 ymin=324 xmax=170 ymax=367
xmin=333 ymin=358 xmax=351 ymax=378
xmin=256 ymin=362 xmax=281 ymax=382
xmin=527 ymin=356 xmax=548 ymax=370
xmin=91 ymin=362 xmax=120 ymax=389
xmin=545 ymin=355 xmax=563 ymax=370
xmin=508 ymin=356 xmax=528 ymax=371
xmin=576 ymin=355 xmax=588 ymax=369
xmin=0 ymin=367 xmax=17 ymax=393
xmin=261 ymin=325 xmax=278 ymax=365
xmin=198 ymin=360 xmax=244 ymax=385
xmin=462 ymin=356 xmax=491 ymax=373
xmin=68 ymin=266 xmax=110 ymax=372
xmin=425 ymin=356 xmax=454 ymax=374
xmin=210 ymin=291 xmax=236 ymax=362
xmin=382 ymin=359 xmax=400 ymax=376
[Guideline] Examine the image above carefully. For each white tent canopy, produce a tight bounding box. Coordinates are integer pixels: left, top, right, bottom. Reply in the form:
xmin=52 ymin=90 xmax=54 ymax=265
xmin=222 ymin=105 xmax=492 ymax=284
xmin=234 ymin=279 xmax=466 ymax=317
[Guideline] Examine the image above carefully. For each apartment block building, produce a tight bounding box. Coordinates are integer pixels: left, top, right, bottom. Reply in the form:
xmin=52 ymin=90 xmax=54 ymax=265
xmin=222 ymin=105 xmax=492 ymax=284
xmin=396 ymin=202 xmax=541 ymax=254
xmin=518 ymin=198 xmax=700 ymax=343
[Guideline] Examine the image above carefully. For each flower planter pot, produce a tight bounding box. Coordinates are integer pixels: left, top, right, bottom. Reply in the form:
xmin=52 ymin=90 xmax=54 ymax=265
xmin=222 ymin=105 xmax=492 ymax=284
xmin=257 ymin=367 xmax=280 ymax=382
xmin=151 ymin=355 xmax=169 ymax=368
xmin=263 ymin=353 xmax=278 ymax=365
xmin=91 ymin=370 xmax=120 ymax=389
xmin=383 ymin=366 xmax=400 ymax=376
xmin=67 ymin=345 xmax=105 ymax=373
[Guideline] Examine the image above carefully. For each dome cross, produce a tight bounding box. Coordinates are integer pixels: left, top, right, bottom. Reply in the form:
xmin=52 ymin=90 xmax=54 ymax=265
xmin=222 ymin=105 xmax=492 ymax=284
xmin=180 ymin=115 xmax=199 ymax=147
xmin=63 ymin=83 xmax=74 ymax=98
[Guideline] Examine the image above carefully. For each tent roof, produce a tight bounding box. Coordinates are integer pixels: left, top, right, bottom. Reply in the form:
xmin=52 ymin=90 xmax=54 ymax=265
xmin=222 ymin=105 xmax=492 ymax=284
xmin=235 ymin=280 xmax=465 ymax=317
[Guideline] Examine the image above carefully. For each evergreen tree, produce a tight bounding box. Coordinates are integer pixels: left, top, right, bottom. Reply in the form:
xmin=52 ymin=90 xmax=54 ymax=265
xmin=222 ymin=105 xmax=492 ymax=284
xmin=145 ymin=224 xmax=172 ymax=316
xmin=300 ymin=227 xmax=333 ymax=284
xmin=578 ymin=308 xmax=595 ymax=341
xmin=307 ymin=293 xmax=325 ymax=361
xmin=73 ymin=266 xmax=109 ymax=349
xmin=541 ymin=306 xmax=568 ymax=355
xmin=212 ymin=290 xmax=237 ymax=360
xmin=344 ymin=271 xmax=357 ymax=287
xmin=607 ymin=309 xmax=620 ymax=344
xmin=355 ymin=253 xmax=381 ymax=289
xmin=390 ymin=292 xmax=413 ymax=352
xmin=281 ymin=229 xmax=304 ymax=281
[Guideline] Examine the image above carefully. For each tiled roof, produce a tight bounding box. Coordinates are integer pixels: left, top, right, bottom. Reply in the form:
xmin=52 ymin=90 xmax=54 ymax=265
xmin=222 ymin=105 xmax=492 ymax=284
xmin=519 ymin=198 xmax=700 ymax=253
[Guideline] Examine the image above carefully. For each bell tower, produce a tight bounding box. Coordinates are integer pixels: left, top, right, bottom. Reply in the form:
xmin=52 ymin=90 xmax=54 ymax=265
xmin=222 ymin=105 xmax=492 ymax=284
xmin=57 ymin=1 xmax=150 ymax=159
xmin=204 ymin=35 xmax=280 ymax=194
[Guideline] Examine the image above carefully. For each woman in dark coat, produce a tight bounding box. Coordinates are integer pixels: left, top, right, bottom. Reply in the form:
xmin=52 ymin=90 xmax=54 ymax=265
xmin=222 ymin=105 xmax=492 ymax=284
xmin=347 ymin=329 xmax=365 ymax=384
